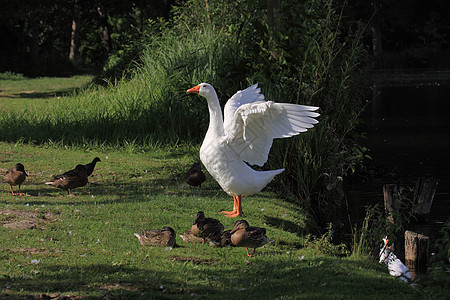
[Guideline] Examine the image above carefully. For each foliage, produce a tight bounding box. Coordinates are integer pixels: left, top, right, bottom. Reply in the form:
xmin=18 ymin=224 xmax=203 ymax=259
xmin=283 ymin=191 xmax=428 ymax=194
xmin=0 ymin=0 xmax=175 ymax=76
xmin=350 ymin=187 xmax=416 ymax=258
xmin=303 ymin=224 xmax=349 ymax=256
xmin=0 ymin=72 xmax=26 ymax=81
xmin=417 ymin=220 xmax=450 ymax=298
xmin=242 ymin=0 xmax=369 ymax=231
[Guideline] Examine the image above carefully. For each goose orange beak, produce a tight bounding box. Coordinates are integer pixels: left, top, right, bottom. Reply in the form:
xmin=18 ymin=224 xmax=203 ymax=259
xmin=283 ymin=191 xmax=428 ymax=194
xmin=187 ymin=85 xmax=200 ymax=94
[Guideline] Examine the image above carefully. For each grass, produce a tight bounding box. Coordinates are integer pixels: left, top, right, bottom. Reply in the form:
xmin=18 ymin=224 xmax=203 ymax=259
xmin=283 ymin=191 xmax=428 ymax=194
xmin=0 ymin=74 xmax=94 ymax=113
xmin=0 ymin=141 xmax=416 ymax=299
xmin=0 ymin=69 xmax=426 ymax=298
xmin=0 ymin=73 xmax=416 ymax=298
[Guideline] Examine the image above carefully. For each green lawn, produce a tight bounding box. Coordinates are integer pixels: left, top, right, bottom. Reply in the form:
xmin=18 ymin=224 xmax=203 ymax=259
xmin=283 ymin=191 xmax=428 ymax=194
xmin=0 ymin=74 xmax=420 ymax=299
xmin=0 ymin=74 xmax=94 ymax=112
xmin=0 ymin=142 xmax=415 ymax=299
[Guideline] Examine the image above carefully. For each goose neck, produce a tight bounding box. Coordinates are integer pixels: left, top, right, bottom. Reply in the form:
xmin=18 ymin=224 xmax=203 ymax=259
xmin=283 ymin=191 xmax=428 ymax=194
xmin=205 ymin=92 xmax=225 ymax=137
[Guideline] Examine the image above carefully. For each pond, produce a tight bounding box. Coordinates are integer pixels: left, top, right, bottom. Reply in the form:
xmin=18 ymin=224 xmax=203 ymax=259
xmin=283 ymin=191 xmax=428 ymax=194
xmin=346 ymin=71 xmax=450 ymax=242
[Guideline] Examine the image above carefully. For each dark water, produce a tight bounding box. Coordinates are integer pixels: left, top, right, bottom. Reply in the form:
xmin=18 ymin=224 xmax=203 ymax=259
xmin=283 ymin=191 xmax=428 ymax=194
xmin=346 ymin=75 xmax=450 ymax=241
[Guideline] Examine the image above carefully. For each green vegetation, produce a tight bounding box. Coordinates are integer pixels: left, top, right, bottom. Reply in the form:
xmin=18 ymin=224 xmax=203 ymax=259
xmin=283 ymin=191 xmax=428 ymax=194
xmin=1 ymin=142 xmax=415 ymax=299
xmin=1 ymin=0 xmax=447 ymax=298
xmin=0 ymin=0 xmax=368 ymax=231
xmin=0 ymin=75 xmax=94 ymax=113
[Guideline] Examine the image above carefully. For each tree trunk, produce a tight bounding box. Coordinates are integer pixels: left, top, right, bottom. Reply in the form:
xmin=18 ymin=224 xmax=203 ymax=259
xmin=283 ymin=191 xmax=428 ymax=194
xmin=29 ymin=20 xmax=40 ymax=66
xmin=69 ymin=0 xmax=80 ymax=62
xmin=97 ymin=6 xmax=111 ymax=55
xmin=383 ymin=184 xmax=398 ymax=225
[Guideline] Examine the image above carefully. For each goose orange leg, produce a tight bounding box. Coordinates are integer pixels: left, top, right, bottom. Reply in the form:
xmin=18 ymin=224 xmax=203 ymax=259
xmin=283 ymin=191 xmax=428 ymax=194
xmin=220 ymin=195 xmax=238 ymax=215
xmin=10 ymin=185 xmax=14 ymax=196
xmin=221 ymin=195 xmax=243 ymax=218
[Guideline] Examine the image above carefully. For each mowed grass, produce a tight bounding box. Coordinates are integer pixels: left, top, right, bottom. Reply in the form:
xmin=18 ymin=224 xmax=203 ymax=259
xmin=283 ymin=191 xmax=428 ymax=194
xmin=0 ymin=76 xmax=416 ymax=298
xmin=0 ymin=142 xmax=415 ymax=299
xmin=0 ymin=74 xmax=94 ymax=112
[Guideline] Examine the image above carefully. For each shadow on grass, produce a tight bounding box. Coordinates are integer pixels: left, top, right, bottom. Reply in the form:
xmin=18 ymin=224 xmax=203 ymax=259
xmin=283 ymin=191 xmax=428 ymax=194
xmin=2 ymin=178 xmax=222 ymax=207
xmin=1 ymin=88 xmax=81 ymax=100
xmin=0 ymin=256 xmax=414 ymax=299
xmin=264 ymin=215 xmax=307 ymax=236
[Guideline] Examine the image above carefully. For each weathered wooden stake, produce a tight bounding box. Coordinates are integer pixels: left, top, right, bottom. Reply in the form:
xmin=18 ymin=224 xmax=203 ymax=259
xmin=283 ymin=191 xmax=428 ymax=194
xmin=405 ymin=230 xmax=429 ymax=276
xmin=413 ymin=177 xmax=438 ymax=215
xmin=383 ymin=184 xmax=399 ymax=225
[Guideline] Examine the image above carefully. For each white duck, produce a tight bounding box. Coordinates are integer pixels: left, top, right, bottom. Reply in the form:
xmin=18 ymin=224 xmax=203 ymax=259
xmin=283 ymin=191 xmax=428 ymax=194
xmin=379 ymin=237 xmax=411 ymax=282
xmin=187 ymin=83 xmax=319 ymax=217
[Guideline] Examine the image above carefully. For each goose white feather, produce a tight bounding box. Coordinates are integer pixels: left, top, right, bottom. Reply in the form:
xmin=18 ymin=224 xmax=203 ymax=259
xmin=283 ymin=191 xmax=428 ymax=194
xmin=379 ymin=237 xmax=411 ymax=282
xmin=187 ymin=83 xmax=319 ymax=217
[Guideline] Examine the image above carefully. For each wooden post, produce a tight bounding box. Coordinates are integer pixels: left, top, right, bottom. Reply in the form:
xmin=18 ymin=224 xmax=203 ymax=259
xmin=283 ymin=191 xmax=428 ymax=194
xmin=413 ymin=177 xmax=438 ymax=215
xmin=405 ymin=230 xmax=429 ymax=277
xmin=383 ymin=184 xmax=398 ymax=225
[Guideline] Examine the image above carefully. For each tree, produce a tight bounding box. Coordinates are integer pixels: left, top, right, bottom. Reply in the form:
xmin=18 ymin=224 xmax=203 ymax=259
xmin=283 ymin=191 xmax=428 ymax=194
xmin=69 ymin=0 xmax=80 ymax=62
xmin=97 ymin=5 xmax=111 ymax=56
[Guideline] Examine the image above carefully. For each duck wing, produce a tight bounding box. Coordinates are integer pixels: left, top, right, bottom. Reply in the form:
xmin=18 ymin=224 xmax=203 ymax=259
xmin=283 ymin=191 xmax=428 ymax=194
xmin=48 ymin=165 xmax=88 ymax=188
xmin=247 ymin=226 xmax=269 ymax=246
xmin=3 ymin=168 xmax=12 ymax=183
xmin=50 ymin=169 xmax=76 ymax=182
xmin=224 ymin=86 xmax=320 ymax=166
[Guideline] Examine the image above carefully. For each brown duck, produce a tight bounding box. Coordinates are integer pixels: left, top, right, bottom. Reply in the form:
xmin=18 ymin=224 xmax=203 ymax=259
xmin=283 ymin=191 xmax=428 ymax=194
xmin=179 ymin=229 xmax=205 ymax=244
xmin=191 ymin=211 xmax=224 ymax=243
xmin=219 ymin=230 xmax=233 ymax=247
xmin=83 ymin=157 xmax=101 ymax=176
xmin=45 ymin=164 xmax=88 ymax=195
xmin=3 ymin=163 xmax=28 ymax=195
xmin=230 ymin=219 xmax=269 ymax=257
xmin=134 ymin=226 xmax=176 ymax=247
xmin=184 ymin=163 xmax=206 ymax=188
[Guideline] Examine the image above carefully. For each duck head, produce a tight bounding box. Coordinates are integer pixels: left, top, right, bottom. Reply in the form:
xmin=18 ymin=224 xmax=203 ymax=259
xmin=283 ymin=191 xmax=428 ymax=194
xmin=230 ymin=219 xmax=250 ymax=233
xmin=193 ymin=211 xmax=206 ymax=225
xmin=190 ymin=162 xmax=202 ymax=171
xmin=161 ymin=226 xmax=175 ymax=235
xmin=14 ymin=163 xmax=28 ymax=176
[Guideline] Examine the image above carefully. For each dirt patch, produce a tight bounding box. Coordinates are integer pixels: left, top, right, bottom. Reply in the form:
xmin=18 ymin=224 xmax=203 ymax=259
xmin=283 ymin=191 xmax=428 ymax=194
xmin=2 ymin=247 xmax=51 ymax=255
xmin=0 ymin=208 xmax=54 ymax=229
xmin=99 ymin=283 xmax=141 ymax=292
xmin=3 ymin=219 xmax=37 ymax=229
xmin=169 ymin=256 xmax=217 ymax=265
xmin=19 ymin=293 xmax=80 ymax=299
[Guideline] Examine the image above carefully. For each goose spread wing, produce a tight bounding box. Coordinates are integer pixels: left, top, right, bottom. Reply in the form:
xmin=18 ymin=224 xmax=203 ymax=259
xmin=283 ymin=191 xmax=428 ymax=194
xmin=225 ymin=100 xmax=320 ymax=167
xmin=223 ymin=84 xmax=265 ymax=134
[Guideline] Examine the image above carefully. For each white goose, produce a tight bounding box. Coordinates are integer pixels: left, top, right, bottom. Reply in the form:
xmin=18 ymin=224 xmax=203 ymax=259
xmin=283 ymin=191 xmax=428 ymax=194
xmin=187 ymin=83 xmax=319 ymax=217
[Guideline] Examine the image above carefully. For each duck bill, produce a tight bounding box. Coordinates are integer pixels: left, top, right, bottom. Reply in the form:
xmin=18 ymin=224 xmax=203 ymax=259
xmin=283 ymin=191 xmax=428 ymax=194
xmin=187 ymin=85 xmax=200 ymax=94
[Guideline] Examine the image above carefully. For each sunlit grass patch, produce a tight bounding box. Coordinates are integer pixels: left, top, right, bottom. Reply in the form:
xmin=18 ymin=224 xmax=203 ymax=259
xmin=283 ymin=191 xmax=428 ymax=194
xmin=0 ymin=142 xmax=416 ymax=299
xmin=0 ymin=74 xmax=94 ymax=112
